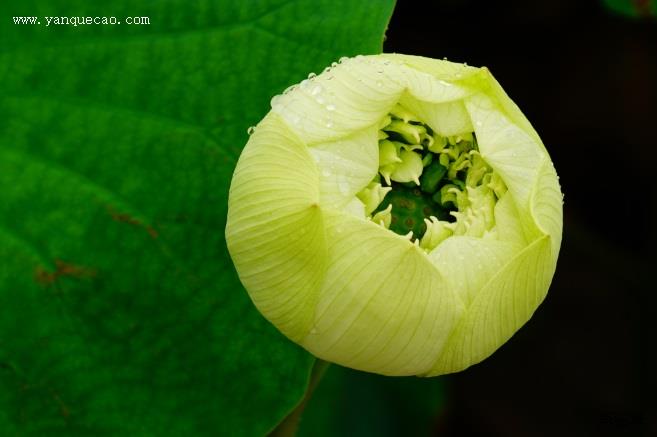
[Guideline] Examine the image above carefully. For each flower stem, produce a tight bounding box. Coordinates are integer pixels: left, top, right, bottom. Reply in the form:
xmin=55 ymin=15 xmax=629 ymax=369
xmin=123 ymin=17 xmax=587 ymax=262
xmin=269 ymin=359 xmax=331 ymax=437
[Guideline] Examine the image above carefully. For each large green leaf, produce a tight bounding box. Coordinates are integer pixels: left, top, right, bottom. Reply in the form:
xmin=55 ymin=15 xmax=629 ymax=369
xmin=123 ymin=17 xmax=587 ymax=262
xmin=0 ymin=1 xmax=395 ymax=435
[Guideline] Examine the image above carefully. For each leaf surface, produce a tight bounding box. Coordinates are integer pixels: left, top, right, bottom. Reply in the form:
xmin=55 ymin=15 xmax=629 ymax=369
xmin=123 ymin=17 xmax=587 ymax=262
xmin=0 ymin=0 xmax=395 ymax=435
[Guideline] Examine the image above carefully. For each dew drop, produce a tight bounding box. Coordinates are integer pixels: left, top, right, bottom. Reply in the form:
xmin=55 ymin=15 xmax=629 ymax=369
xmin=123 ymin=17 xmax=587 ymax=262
xmin=270 ymin=94 xmax=281 ymax=108
xmin=376 ymin=81 xmax=383 ymax=87
xmin=310 ymin=327 xmax=318 ymax=335
xmin=323 ymin=66 xmax=331 ymax=73
xmin=316 ymin=96 xmax=326 ymax=105
xmin=339 ymin=56 xmax=348 ymax=63
xmin=307 ymin=72 xmax=317 ymax=79
xmin=325 ymin=120 xmax=334 ymax=128
xmin=311 ymin=85 xmax=323 ymax=96
xmin=475 ymin=120 xmax=483 ymax=127
xmin=246 ymin=126 xmax=256 ymax=135
xmin=299 ymin=79 xmax=310 ymax=90
xmin=331 ymin=61 xmax=338 ymax=68
xmin=291 ymin=114 xmax=301 ymax=125
xmin=326 ymin=104 xmax=336 ymax=111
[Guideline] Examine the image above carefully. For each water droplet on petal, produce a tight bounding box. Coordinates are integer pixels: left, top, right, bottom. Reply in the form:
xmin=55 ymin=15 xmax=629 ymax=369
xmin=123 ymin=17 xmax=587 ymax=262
xmin=291 ymin=114 xmax=301 ymax=125
xmin=299 ymin=79 xmax=310 ymax=90
xmin=311 ymin=85 xmax=323 ymax=96
xmin=270 ymin=94 xmax=281 ymax=108
xmin=326 ymin=104 xmax=336 ymax=111
xmin=308 ymin=72 xmax=316 ymax=79
xmin=325 ymin=120 xmax=334 ymax=128
xmin=310 ymin=327 xmax=318 ymax=334
xmin=316 ymin=96 xmax=325 ymax=105
xmin=331 ymin=61 xmax=338 ymax=68
xmin=475 ymin=120 xmax=483 ymax=127
xmin=376 ymin=81 xmax=383 ymax=87
xmin=247 ymin=126 xmax=256 ymax=135
xmin=339 ymin=56 xmax=348 ymax=63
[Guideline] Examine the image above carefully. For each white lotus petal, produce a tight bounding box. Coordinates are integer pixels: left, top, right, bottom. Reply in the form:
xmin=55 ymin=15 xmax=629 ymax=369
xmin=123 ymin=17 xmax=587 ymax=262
xmin=301 ymin=210 xmax=463 ymax=376
xmin=309 ymin=124 xmax=379 ymax=210
xmin=272 ymin=57 xmax=404 ymax=144
xmin=226 ymin=113 xmax=327 ymax=341
xmin=399 ymin=94 xmax=474 ymax=137
xmin=427 ymin=236 xmax=553 ymax=376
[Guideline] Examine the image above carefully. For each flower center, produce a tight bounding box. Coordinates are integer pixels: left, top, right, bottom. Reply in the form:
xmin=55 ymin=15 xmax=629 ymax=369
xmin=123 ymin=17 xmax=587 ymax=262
xmin=356 ymin=104 xmax=507 ymax=251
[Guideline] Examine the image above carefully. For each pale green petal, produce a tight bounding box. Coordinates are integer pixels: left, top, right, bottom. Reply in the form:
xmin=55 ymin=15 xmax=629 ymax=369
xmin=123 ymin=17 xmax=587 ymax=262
xmin=381 ymin=53 xmax=481 ymax=83
xmin=271 ymin=57 xmax=405 ymax=144
xmin=493 ymin=193 xmax=530 ymax=247
xmin=343 ymin=197 xmax=366 ymax=219
xmin=301 ymin=210 xmax=464 ymax=376
xmin=309 ymin=125 xmax=379 ymax=210
xmin=427 ymin=236 xmax=522 ymax=307
xmin=225 ymin=113 xmax=327 ymax=341
xmin=426 ymin=236 xmax=554 ymax=376
xmin=484 ymin=72 xmax=544 ymax=147
xmin=465 ymin=92 xmax=545 ymax=239
xmin=399 ymin=95 xmax=474 ymax=137
xmin=531 ymin=159 xmax=563 ymax=260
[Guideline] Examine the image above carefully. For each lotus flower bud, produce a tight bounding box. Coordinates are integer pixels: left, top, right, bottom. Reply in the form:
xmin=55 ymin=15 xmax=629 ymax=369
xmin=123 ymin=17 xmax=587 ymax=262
xmin=225 ymin=54 xmax=563 ymax=376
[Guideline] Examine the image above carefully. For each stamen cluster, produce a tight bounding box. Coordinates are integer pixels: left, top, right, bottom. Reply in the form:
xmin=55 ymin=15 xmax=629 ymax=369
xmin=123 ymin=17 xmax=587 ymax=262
xmin=357 ymin=104 xmax=507 ymax=251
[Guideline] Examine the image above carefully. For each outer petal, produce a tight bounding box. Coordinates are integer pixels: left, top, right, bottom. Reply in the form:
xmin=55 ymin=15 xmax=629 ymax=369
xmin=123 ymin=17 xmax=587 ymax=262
xmin=427 ymin=237 xmax=523 ymax=307
xmin=225 ymin=113 xmax=328 ymax=341
xmin=426 ymin=235 xmax=553 ymax=376
xmin=301 ymin=210 xmax=464 ymax=376
xmin=271 ymin=57 xmax=404 ymax=144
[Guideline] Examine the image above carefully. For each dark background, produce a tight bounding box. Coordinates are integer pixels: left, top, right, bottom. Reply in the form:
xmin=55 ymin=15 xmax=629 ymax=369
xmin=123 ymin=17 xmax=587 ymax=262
xmin=384 ymin=0 xmax=657 ymax=436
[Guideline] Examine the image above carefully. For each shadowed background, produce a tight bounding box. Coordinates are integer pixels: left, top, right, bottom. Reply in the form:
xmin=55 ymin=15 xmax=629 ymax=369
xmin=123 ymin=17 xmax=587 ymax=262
xmin=382 ymin=0 xmax=657 ymax=435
